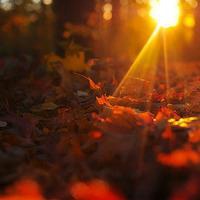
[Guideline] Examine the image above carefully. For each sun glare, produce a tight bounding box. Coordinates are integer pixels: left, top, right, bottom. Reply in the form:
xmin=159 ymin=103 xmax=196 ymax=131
xmin=150 ymin=0 xmax=180 ymax=28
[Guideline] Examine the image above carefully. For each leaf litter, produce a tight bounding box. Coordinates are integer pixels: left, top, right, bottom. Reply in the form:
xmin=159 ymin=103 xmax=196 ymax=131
xmin=0 ymin=57 xmax=200 ymax=200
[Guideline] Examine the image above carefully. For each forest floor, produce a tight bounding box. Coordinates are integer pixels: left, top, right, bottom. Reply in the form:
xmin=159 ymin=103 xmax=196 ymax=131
xmin=0 ymin=55 xmax=200 ymax=200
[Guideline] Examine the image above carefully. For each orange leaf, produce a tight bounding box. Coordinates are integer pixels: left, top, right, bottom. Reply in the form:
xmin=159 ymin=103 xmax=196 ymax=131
xmin=90 ymin=131 xmax=103 ymax=139
xmin=189 ymin=129 xmax=200 ymax=143
xmin=0 ymin=179 xmax=45 ymax=200
xmin=74 ymin=73 xmax=101 ymax=90
xmin=162 ymin=126 xmax=175 ymax=140
xmin=155 ymin=107 xmax=180 ymax=122
xmin=88 ymin=78 xmax=101 ymax=90
xmin=139 ymin=112 xmax=153 ymax=124
xmin=70 ymin=179 xmax=125 ymax=200
xmin=157 ymin=148 xmax=200 ymax=168
xmin=96 ymin=95 xmax=112 ymax=107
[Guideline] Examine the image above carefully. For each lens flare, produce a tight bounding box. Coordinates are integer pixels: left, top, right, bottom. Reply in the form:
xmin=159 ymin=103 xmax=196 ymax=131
xmin=150 ymin=0 xmax=180 ymax=28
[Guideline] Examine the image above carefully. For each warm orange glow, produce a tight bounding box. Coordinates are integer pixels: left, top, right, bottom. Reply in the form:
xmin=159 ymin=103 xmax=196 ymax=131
xmin=183 ymin=14 xmax=196 ymax=28
xmin=103 ymin=3 xmax=112 ymax=13
xmin=103 ymin=3 xmax=112 ymax=21
xmin=43 ymin=0 xmax=53 ymax=5
xmin=150 ymin=0 xmax=180 ymax=28
xmin=103 ymin=12 xmax=112 ymax=21
xmin=187 ymin=0 xmax=198 ymax=8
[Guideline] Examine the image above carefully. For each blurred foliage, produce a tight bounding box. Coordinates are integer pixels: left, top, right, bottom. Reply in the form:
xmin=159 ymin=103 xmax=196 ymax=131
xmin=0 ymin=0 xmax=199 ymax=62
xmin=0 ymin=6 xmax=55 ymax=56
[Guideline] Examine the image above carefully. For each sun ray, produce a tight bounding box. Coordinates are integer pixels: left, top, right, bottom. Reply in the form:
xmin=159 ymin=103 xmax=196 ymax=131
xmin=113 ymin=25 xmax=161 ymax=100
xmin=162 ymin=29 xmax=170 ymax=101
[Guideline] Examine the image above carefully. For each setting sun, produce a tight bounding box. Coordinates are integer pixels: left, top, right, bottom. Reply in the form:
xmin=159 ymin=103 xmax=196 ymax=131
xmin=150 ymin=0 xmax=180 ymax=28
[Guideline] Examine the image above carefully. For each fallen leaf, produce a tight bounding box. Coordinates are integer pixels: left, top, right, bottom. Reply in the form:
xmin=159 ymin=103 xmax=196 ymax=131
xmin=75 ymin=73 xmax=101 ymax=90
xmin=89 ymin=131 xmax=103 ymax=139
xmin=0 ymin=179 xmax=45 ymax=200
xmin=45 ymin=51 xmax=89 ymax=72
xmin=155 ymin=107 xmax=180 ymax=122
xmin=88 ymin=77 xmax=101 ymax=90
xmin=189 ymin=129 xmax=200 ymax=143
xmin=157 ymin=148 xmax=200 ymax=168
xmin=168 ymin=117 xmax=199 ymax=128
xmin=162 ymin=126 xmax=175 ymax=140
xmin=96 ymin=95 xmax=112 ymax=107
xmin=70 ymin=179 xmax=125 ymax=200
